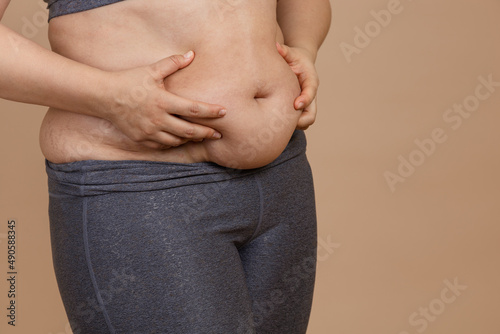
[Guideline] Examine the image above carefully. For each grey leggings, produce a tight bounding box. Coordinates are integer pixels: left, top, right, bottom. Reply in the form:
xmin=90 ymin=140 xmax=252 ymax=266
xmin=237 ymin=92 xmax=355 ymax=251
xmin=46 ymin=130 xmax=317 ymax=334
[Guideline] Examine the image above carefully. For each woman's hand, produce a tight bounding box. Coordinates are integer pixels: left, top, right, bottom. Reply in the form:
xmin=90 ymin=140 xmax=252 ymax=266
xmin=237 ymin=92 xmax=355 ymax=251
xmin=103 ymin=51 xmax=226 ymax=150
xmin=276 ymin=42 xmax=319 ymax=130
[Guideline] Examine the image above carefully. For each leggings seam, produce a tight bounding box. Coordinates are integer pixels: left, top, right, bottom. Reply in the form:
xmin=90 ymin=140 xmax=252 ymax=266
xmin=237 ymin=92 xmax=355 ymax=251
xmin=246 ymin=174 xmax=264 ymax=245
xmin=82 ymin=194 xmax=116 ymax=333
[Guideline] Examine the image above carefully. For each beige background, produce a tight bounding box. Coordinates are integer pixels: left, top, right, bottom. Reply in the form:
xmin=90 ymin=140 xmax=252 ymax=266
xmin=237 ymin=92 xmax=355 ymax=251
xmin=1 ymin=0 xmax=499 ymax=333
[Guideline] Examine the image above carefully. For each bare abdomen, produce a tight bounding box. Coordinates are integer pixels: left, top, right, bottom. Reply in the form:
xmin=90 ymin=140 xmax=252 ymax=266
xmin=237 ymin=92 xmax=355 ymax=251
xmin=39 ymin=0 xmax=301 ymax=169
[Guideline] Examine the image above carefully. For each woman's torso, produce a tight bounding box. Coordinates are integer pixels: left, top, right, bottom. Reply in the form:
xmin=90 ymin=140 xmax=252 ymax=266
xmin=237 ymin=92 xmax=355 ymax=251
xmin=39 ymin=0 xmax=301 ymax=169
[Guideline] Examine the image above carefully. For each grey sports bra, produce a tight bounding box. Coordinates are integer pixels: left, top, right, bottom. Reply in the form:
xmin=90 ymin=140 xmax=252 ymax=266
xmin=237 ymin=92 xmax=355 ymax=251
xmin=44 ymin=0 xmax=124 ymax=21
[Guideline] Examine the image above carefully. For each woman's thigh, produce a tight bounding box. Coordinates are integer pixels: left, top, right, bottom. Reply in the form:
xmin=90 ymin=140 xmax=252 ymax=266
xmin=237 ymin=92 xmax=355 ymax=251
xmin=50 ymin=172 xmax=266 ymax=334
xmin=238 ymin=153 xmax=317 ymax=334
xmin=47 ymin=130 xmax=316 ymax=334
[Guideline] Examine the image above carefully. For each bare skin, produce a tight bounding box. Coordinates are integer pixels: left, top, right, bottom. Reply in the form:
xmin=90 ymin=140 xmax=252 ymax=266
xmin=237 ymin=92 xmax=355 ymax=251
xmin=40 ymin=0 xmax=301 ymax=168
xmin=0 ymin=0 xmax=331 ymax=169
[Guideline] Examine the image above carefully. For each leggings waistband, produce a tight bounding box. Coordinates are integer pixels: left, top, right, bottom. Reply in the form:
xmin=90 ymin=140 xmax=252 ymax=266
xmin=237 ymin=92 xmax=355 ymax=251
xmin=44 ymin=0 xmax=125 ymax=21
xmin=46 ymin=130 xmax=307 ymax=197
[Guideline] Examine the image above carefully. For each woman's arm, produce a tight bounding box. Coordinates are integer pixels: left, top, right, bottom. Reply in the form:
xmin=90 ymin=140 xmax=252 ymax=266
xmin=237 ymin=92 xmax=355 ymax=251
xmin=277 ymin=0 xmax=331 ymax=61
xmin=0 ymin=0 xmax=225 ymax=148
xmin=276 ymin=0 xmax=331 ymax=129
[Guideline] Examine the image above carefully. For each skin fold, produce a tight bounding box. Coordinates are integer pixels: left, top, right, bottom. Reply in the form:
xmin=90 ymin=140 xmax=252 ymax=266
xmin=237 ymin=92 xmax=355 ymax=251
xmin=40 ymin=0 xmax=300 ymax=168
xmin=0 ymin=0 xmax=331 ymax=169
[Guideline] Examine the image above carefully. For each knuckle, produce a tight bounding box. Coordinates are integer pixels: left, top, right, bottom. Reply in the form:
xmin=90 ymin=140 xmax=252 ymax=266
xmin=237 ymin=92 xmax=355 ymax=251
xmin=148 ymin=62 xmax=158 ymax=74
xmin=148 ymin=142 xmax=164 ymax=150
xmin=184 ymin=126 xmax=196 ymax=138
xmin=170 ymin=137 xmax=184 ymax=147
xmin=142 ymin=125 xmax=156 ymax=136
xmin=157 ymin=98 xmax=170 ymax=112
xmin=151 ymin=117 xmax=163 ymax=126
xmin=168 ymin=55 xmax=183 ymax=69
xmin=147 ymin=64 xmax=163 ymax=81
xmin=189 ymin=102 xmax=201 ymax=116
xmin=306 ymin=87 xmax=316 ymax=97
xmin=128 ymin=131 xmax=143 ymax=142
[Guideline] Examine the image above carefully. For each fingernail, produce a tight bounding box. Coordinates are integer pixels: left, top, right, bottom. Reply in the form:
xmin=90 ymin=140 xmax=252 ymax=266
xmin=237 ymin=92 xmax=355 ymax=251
xmin=297 ymin=101 xmax=305 ymax=109
xmin=183 ymin=50 xmax=194 ymax=59
xmin=218 ymin=109 xmax=227 ymax=117
xmin=212 ymin=132 xmax=222 ymax=139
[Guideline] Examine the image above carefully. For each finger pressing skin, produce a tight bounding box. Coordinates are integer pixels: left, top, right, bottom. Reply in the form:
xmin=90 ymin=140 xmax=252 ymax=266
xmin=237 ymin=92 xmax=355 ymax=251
xmin=150 ymin=130 xmax=189 ymax=147
xmin=276 ymin=42 xmax=298 ymax=64
xmin=276 ymin=42 xmax=288 ymax=59
xmin=296 ymin=99 xmax=317 ymax=130
xmin=296 ymin=112 xmax=314 ymax=130
xmin=150 ymin=51 xmax=195 ymax=79
xmin=159 ymin=113 xmax=223 ymax=140
xmin=166 ymin=93 xmax=227 ymax=119
xmin=295 ymin=77 xmax=318 ymax=110
xmin=140 ymin=140 xmax=175 ymax=150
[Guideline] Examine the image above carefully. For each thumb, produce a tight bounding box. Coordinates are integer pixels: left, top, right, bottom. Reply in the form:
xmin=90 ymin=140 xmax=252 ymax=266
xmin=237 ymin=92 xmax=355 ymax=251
xmin=150 ymin=50 xmax=195 ymax=79
xmin=276 ymin=42 xmax=292 ymax=62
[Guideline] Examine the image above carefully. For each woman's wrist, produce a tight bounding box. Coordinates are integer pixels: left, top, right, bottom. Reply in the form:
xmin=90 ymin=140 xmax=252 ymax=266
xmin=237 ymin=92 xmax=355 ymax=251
xmin=288 ymin=44 xmax=318 ymax=63
xmin=89 ymin=69 xmax=120 ymax=122
xmin=81 ymin=68 xmax=131 ymax=123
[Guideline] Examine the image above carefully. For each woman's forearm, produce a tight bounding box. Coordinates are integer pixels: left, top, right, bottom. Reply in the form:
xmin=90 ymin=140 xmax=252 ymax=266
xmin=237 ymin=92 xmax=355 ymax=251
xmin=0 ymin=21 xmax=226 ymax=146
xmin=276 ymin=0 xmax=332 ymax=60
xmin=0 ymin=23 xmax=109 ymax=117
